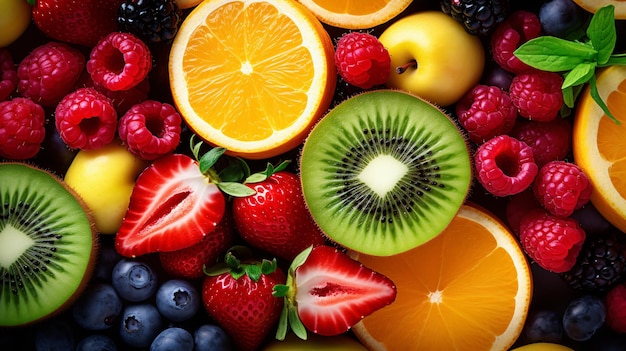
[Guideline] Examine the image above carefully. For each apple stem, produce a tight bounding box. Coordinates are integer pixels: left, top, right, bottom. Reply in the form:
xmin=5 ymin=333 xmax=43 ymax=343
xmin=396 ymin=60 xmax=417 ymax=74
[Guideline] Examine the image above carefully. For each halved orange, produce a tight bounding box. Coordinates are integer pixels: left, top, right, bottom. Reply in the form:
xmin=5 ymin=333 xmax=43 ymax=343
xmin=573 ymin=65 xmax=626 ymax=232
xmin=169 ymin=0 xmax=336 ymax=159
xmin=572 ymin=1 xmax=626 ymax=19
xmin=297 ymin=0 xmax=413 ymax=29
xmin=350 ymin=204 xmax=532 ymax=351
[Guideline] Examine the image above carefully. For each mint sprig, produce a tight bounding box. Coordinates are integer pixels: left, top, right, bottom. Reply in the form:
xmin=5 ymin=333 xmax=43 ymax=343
xmin=513 ymin=5 xmax=621 ymax=124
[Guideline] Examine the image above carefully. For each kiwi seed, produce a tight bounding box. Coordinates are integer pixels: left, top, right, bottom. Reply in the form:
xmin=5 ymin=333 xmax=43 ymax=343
xmin=0 ymin=163 xmax=97 ymax=327
xmin=300 ymin=90 xmax=472 ymax=256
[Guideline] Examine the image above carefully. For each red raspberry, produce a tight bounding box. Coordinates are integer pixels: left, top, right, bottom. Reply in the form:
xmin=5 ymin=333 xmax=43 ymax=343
xmin=75 ymin=71 xmax=150 ymax=115
xmin=334 ymin=32 xmax=390 ymax=89
xmin=0 ymin=98 xmax=46 ymax=160
xmin=505 ymin=188 xmax=541 ymax=236
xmin=86 ymin=32 xmax=152 ymax=91
xmin=456 ymin=85 xmax=518 ymax=143
xmin=490 ymin=10 xmax=541 ymax=74
xmin=118 ymin=100 xmax=182 ymax=160
xmin=533 ymin=161 xmax=592 ymax=218
xmin=519 ymin=209 xmax=586 ymax=273
xmin=509 ymin=71 xmax=564 ymax=122
xmin=17 ymin=42 xmax=85 ymax=107
xmin=0 ymin=49 xmax=18 ymax=101
xmin=474 ymin=135 xmax=539 ymax=197
xmin=605 ymin=283 xmax=626 ymax=333
xmin=509 ymin=118 xmax=572 ymax=168
xmin=55 ymin=87 xmax=118 ymax=150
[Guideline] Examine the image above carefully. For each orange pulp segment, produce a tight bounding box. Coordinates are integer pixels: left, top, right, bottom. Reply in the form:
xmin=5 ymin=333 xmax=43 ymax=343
xmin=169 ymin=0 xmax=336 ymax=159
xmin=571 ymin=1 xmax=626 ymax=19
xmin=297 ymin=0 xmax=413 ymax=29
xmin=350 ymin=204 xmax=532 ymax=351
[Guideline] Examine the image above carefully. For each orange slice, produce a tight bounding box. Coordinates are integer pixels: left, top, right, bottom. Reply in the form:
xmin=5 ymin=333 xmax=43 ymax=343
xmin=572 ymin=1 xmax=626 ymax=19
xmin=350 ymin=204 xmax=532 ymax=351
xmin=573 ymin=65 xmax=626 ymax=232
xmin=169 ymin=0 xmax=336 ymax=159
xmin=297 ymin=0 xmax=413 ymax=29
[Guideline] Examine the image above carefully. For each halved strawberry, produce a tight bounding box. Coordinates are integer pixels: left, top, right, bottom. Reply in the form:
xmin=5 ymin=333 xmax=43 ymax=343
xmin=274 ymin=245 xmax=397 ymax=339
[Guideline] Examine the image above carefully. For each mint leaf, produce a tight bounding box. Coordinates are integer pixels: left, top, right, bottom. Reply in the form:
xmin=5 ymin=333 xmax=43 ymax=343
xmin=589 ymin=75 xmax=621 ymax=124
xmin=562 ymin=62 xmax=596 ymax=89
xmin=514 ymin=37 xmax=597 ymax=72
xmin=587 ymin=5 xmax=616 ymax=65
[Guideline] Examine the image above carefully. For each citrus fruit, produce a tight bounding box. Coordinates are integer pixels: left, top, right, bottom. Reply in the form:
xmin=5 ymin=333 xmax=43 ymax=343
xmin=510 ymin=343 xmax=574 ymax=351
xmin=573 ymin=65 xmax=626 ymax=232
xmin=175 ymin=0 xmax=203 ymax=9
xmin=261 ymin=333 xmax=368 ymax=350
xmin=572 ymin=1 xmax=626 ymax=19
xmin=350 ymin=204 xmax=532 ymax=351
xmin=297 ymin=0 xmax=413 ymax=29
xmin=169 ymin=0 xmax=336 ymax=159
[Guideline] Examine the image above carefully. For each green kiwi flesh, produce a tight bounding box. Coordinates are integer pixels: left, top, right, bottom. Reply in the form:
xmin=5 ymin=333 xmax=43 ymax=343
xmin=0 ymin=163 xmax=97 ymax=326
xmin=300 ymin=90 xmax=471 ymax=256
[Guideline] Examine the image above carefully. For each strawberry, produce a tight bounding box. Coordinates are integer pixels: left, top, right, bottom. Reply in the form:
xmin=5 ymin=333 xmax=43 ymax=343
xmin=32 ymin=0 xmax=125 ymax=47
xmin=274 ymin=245 xmax=397 ymax=339
xmin=232 ymin=163 xmax=326 ymax=261
xmin=202 ymin=248 xmax=286 ymax=351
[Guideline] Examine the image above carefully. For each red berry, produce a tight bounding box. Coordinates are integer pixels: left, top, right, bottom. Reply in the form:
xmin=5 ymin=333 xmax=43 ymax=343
xmin=334 ymin=32 xmax=390 ymax=89
xmin=55 ymin=87 xmax=118 ymax=150
xmin=509 ymin=118 xmax=572 ymax=168
xmin=519 ymin=209 xmax=586 ymax=273
xmin=0 ymin=49 xmax=18 ymax=101
xmin=509 ymin=71 xmax=564 ymax=122
xmin=17 ymin=42 xmax=85 ymax=107
xmin=533 ymin=161 xmax=592 ymax=218
xmin=75 ymin=71 xmax=150 ymax=115
xmin=474 ymin=135 xmax=539 ymax=196
xmin=456 ymin=85 xmax=517 ymax=143
xmin=490 ymin=10 xmax=542 ymax=74
xmin=0 ymin=98 xmax=46 ymax=160
xmin=118 ymin=100 xmax=182 ymax=160
xmin=505 ymin=188 xmax=541 ymax=236
xmin=605 ymin=283 xmax=626 ymax=333
xmin=87 ymin=32 xmax=152 ymax=91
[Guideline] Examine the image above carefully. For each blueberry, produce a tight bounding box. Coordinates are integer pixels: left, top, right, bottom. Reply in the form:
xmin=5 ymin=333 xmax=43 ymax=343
xmin=150 ymin=327 xmax=194 ymax=351
xmin=523 ymin=309 xmax=563 ymax=343
xmin=193 ymin=324 xmax=232 ymax=351
xmin=76 ymin=334 xmax=118 ymax=351
xmin=72 ymin=282 xmax=123 ymax=330
xmin=34 ymin=318 xmax=76 ymax=351
xmin=538 ymin=0 xmax=590 ymax=39
xmin=562 ymin=294 xmax=606 ymax=341
xmin=112 ymin=258 xmax=158 ymax=302
xmin=119 ymin=303 xmax=164 ymax=348
xmin=156 ymin=279 xmax=201 ymax=322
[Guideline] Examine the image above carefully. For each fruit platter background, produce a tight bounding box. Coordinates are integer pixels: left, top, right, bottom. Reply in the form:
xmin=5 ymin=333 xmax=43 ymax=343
xmin=1 ymin=0 xmax=626 ymax=350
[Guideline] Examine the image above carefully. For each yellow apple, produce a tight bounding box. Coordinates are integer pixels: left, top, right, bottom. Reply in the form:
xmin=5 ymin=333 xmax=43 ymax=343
xmin=261 ymin=333 xmax=368 ymax=350
xmin=64 ymin=141 xmax=147 ymax=235
xmin=0 ymin=0 xmax=31 ymax=47
xmin=379 ymin=11 xmax=485 ymax=107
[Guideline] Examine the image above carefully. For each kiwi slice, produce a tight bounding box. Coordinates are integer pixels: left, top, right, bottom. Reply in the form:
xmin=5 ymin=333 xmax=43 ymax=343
xmin=0 ymin=163 xmax=97 ymax=327
xmin=300 ymin=90 xmax=471 ymax=256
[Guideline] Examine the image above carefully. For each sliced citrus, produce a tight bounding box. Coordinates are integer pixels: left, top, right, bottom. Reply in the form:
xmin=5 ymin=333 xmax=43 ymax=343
xmin=572 ymin=1 xmax=626 ymax=19
xmin=297 ymin=0 xmax=413 ymax=29
xmin=169 ymin=0 xmax=336 ymax=159
xmin=350 ymin=204 xmax=532 ymax=351
xmin=573 ymin=65 xmax=626 ymax=232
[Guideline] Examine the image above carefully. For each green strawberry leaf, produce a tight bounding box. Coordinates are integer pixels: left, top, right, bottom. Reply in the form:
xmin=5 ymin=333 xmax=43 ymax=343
xmin=217 ymin=181 xmax=256 ymax=197
xmin=587 ymin=5 xmax=616 ymax=65
xmin=244 ymin=160 xmax=292 ymax=184
xmin=589 ymin=74 xmax=621 ymax=124
xmin=245 ymin=264 xmax=262 ymax=282
xmin=275 ymin=302 xmax=289 ymax=341
xmin=218 ymin=157 xmax=249 ymax=182
xmin=288 ymin=305 xmax=307 ymax=340
xmin=562 ymin=62 xmax=596 ymax=89
xmin=199 ymin=147 xmax=227 ymax=174
xmin=513 ymin=37 xmax=597 ymax=72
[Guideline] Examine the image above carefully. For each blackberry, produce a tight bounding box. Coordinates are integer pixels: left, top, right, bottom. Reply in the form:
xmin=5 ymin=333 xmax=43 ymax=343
xmin=561 ymin=229 xmax=626 ymax=292
xmin=118 ymin=0 xmax=182 ymax=44
xmin=440 ymin=0 xmax=510 ymax=36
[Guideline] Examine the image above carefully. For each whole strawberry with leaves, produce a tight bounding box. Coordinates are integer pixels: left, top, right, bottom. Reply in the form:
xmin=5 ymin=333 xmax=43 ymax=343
xmin=232 ymin=161 xmax=326 ymax=262
xmin=202 ymin=247 xmax=286 ymax=351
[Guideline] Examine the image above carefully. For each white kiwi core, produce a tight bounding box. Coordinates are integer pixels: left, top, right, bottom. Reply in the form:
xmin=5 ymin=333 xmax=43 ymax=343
xmin=358 ymin=154 xmax=408 ymax=198
xmin=0 ymin=224 xmax=34 ymax=269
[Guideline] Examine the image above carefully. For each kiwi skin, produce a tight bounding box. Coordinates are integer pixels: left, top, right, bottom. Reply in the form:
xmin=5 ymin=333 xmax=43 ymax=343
xmin=299 ymin=90 xmax=473 ymax=256
xmin=0 ymin=162 xmax=98 ymax=327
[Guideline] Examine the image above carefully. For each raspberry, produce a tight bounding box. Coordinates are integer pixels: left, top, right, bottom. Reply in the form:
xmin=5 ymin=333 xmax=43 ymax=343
xmin=334 ymin=32 xmax=390 ymax=89
xmin=86 ymin=32 xmax=152 ymax=91
xmin=17 ymin=42 xmax=85 ymax=107
xmin=474 ymin=135 xmax=539 ymax=196
xmin=456 ymin=85 xmax=517 ymax=143
xmin=118 ymin=100 xmax=182 ymax=160
xmin=55 ymin=87 xmax=118 ymax=150
xmin=0 ymin=49 xmax=18 ymax=101
xmin=0 ymin=98 xmax=46 ymax=160
xmin=505 ymin=188 xmax=541 ymax=236
xmin=509 ymin=71 xmax=564 ymax=121
xmin=519 ymin=209 xmax=586 ymax=273
xmin=75 ymin=71 xmax=150 ymax=115
xmin=533 ymin=161 xmax=592 ymax=218
xmin=509 ymin=118 xmax=572 ymax=168
xmin=490 ymin=10 xmax=542 ymax=74
xmin=605 ymin=283 xmax=626 ymax=333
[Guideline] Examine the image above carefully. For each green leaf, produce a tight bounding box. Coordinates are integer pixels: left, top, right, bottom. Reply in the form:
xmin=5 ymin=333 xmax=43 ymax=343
xmin=199 ymin=147 xmax=227 ymax=174
xmin=261 ymin=259 xmax=278 ymax=275
xmin=245 ymin=172 xmax=269 ymax=184
xmin=218 ymin=157 xmax=249 ymax=183
xmin=587 ymin=5 xmax=616 ymax=65
xmin=202 ymin=262 xmax=230 ymax=277
xmin=289 ymin=305 xmax=307 ymax=340
xmin=514 ymin=37 xmax=597 ymax=72
xmin=217 ymin=182 xmax=256 ymax=197
xmin=563 ymin=86 xmax=575 ymax=108
xmin=245 ymin=264 xmax=262 ymax=282
xmin=562 ymin=62 xmax=596 ymax=89
xmin=589 ymin=75 xmax=621 ymax=124
xmin=273 ymin=284 xmax=290 ymax=298
xmin=275 ymin=303 xmax=289 ymax=341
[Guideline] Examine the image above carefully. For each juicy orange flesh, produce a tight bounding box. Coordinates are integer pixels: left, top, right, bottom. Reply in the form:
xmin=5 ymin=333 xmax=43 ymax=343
xmin=357 ymin=216 xmax=518 ymax=350
xmin=601 ymin=80 xmax=626 ymax=198
xmin=182 ymin=2 xmax=313 ymax=142
xmin=309 ymin=0 xmax=393 ymax=15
